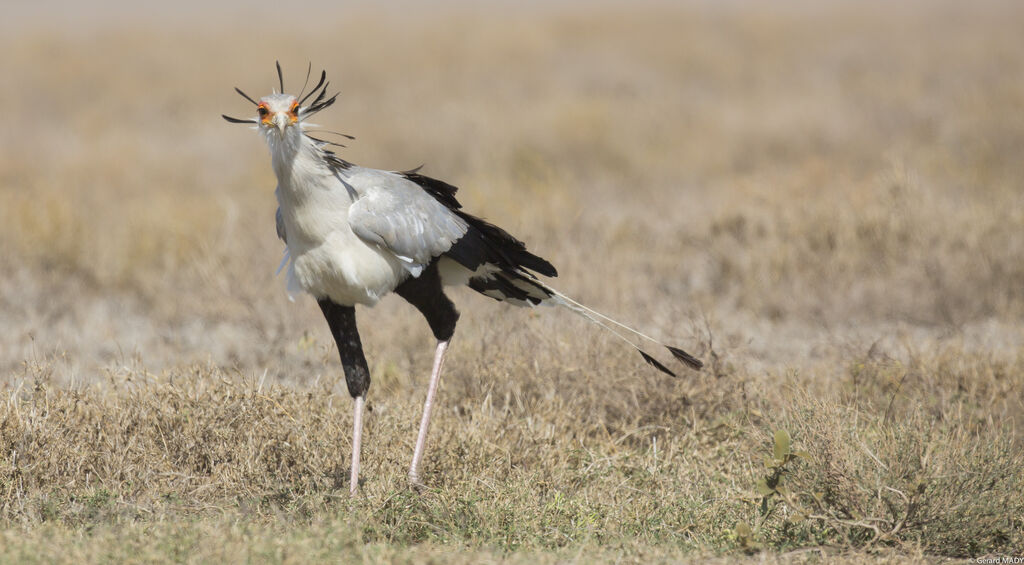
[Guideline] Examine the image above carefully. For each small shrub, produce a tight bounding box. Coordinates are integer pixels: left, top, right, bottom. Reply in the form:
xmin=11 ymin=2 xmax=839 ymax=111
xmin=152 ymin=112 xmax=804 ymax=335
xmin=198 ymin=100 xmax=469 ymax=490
xmin=757 ymin=396 xmax=1022 ymax=556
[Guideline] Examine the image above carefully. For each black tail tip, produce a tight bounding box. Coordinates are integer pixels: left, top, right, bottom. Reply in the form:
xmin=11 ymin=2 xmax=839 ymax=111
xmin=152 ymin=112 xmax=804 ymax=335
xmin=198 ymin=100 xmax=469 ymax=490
xmin=667 ymin=345 xmax=703 ymax=370
xmin=639 ymin=350 xmax=677 ymax=378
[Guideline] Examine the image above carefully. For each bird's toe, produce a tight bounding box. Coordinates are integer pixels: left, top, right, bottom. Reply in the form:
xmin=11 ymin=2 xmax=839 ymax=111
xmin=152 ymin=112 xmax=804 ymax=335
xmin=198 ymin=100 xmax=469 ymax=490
xmin=407 ymin=472 xmax=426 ymax=492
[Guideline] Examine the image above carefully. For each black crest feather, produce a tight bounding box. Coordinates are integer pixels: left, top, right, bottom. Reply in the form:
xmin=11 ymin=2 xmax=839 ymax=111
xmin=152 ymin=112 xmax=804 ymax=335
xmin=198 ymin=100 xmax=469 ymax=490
xmin=222 ymin=114 xmax=256 ymax=124
xmin=234 ymin=87 xmax=258 ymax=105
xmin=300 ymin=71 xmax=327 ymax=106
xmin=296 ymin=62 xmax=312 ymax=100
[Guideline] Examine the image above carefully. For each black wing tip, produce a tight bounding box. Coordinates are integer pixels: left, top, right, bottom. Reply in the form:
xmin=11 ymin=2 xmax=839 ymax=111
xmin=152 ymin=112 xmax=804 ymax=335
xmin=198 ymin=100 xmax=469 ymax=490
xmin=639 ymin=350 xmax=677 ymax=378
xmin=667 ymin=346 xmax=703 ymax=370
xmin=532 ymin=259 xmax=558 ymax=278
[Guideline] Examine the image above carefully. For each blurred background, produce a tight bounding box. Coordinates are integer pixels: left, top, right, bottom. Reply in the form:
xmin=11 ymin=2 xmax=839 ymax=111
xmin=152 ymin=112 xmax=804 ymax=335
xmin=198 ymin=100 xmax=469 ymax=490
xmin=2 ymin=0 xmax=1023 ymax=385
xmin=4 ymin=5 xmax=1023 ymax=556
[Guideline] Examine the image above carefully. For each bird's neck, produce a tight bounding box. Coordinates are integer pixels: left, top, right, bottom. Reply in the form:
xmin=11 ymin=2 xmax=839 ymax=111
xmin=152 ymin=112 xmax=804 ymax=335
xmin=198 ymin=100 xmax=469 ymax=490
xmin=267 ymin=132 xmax=329 ymax=198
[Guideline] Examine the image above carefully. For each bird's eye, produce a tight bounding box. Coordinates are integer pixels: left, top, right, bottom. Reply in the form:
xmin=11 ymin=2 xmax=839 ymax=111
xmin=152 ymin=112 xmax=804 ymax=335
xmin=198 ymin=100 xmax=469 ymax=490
xmin=291 ymin=103 xmax=300 ymax=114
xmin=257 ymin=106 xmax=269 ymax=117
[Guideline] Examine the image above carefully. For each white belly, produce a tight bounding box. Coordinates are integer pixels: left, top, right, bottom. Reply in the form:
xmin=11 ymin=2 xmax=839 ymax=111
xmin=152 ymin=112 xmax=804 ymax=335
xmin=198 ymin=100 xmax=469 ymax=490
xmin=277 ymin=176 xmax=408 ymax=306
xmin=288 ymin=231 xmax=407 ymax=306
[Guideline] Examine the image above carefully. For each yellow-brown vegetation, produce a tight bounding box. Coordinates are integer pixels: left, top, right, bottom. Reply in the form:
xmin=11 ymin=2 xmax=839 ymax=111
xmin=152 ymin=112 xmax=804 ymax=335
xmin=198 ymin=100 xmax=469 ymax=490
xmin=1 ymin=2 xmax=1022 ymax=562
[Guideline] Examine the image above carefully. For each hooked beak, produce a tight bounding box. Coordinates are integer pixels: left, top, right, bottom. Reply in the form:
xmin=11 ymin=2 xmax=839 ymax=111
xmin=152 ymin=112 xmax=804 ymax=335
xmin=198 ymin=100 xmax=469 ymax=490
xmin=272 ymin=112 xmax=289 ymax=133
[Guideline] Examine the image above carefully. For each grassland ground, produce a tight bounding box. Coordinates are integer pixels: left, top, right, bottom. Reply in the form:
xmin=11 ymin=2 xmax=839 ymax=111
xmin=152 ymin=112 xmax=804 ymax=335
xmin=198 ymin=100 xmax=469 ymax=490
xmin=1 ymin=1 xmax=1022 ymax=562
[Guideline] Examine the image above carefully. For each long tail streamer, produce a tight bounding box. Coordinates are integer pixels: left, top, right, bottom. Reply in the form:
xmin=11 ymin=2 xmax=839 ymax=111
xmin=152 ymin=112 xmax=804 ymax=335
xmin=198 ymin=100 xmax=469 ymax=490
xmin=543 ymin=286 xmax=703 ymax=377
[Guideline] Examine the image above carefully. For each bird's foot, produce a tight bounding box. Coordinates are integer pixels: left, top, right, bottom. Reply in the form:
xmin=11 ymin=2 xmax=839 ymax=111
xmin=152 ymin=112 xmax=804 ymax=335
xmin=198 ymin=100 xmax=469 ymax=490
xmin=407 ymin=471 xmax=426 ymax=493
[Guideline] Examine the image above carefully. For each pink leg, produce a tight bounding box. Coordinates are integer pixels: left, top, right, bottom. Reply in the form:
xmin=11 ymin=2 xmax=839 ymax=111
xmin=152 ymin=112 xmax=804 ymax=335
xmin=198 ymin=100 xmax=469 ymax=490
xmin=350 ymin=395 xmax=365 ymax=496
xmin=408 ymin=339 xmax=450 ymax=487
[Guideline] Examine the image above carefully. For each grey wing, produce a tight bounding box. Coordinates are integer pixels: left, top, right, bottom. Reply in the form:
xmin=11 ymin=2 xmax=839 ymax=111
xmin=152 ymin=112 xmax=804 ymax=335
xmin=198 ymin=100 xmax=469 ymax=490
xmin=347 ymin=170 xmax=468 ymax=271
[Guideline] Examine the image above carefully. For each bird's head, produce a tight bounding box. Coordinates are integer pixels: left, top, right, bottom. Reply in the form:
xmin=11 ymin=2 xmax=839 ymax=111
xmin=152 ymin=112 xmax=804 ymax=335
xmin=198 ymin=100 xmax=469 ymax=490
xmin=255 ymin=94 xmax=301 ymax=135
xmin=223 ymin=62 xmax=341 ymax=142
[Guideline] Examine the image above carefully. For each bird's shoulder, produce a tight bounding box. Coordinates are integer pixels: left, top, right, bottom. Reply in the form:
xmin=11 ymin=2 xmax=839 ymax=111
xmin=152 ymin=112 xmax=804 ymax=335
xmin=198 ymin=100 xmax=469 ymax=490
xmin=341 ymin=166 xmax=453 ymax=204
xmin=344 ymin=165 xmax=469 ymax=265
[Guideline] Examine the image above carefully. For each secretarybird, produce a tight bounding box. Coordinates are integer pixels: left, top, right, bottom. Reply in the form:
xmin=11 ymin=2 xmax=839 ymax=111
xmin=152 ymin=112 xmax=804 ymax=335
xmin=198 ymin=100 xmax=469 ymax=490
xmin=224 ymin=64 xmax=702 ymax=495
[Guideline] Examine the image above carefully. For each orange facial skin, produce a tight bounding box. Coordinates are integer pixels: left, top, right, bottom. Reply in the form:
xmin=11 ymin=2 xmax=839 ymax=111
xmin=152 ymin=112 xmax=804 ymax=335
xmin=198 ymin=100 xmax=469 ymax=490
xmin=257 ymin=102 xmax=300 ymax=125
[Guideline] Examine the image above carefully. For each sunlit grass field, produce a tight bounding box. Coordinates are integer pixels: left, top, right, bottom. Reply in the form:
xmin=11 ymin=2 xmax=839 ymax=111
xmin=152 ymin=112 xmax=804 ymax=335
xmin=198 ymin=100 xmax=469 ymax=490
xmin=2 ymin=2 xmax=1022 ymax=562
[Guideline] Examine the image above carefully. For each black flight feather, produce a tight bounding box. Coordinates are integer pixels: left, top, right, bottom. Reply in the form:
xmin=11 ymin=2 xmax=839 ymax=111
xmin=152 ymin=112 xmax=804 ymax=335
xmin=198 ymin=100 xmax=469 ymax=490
xmin=402 ymin=171 xmax=558 ymax=278
xmin=459 ymin=215 xmax=558 ymax=277
xmin=402 ymin=172 xmax=461 ymax=209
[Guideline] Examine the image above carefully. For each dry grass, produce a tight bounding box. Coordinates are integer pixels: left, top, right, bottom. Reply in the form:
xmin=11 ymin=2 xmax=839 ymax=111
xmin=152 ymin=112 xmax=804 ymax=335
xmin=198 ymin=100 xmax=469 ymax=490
xmin=2 ymin=1 xmax=1023 ymax=562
